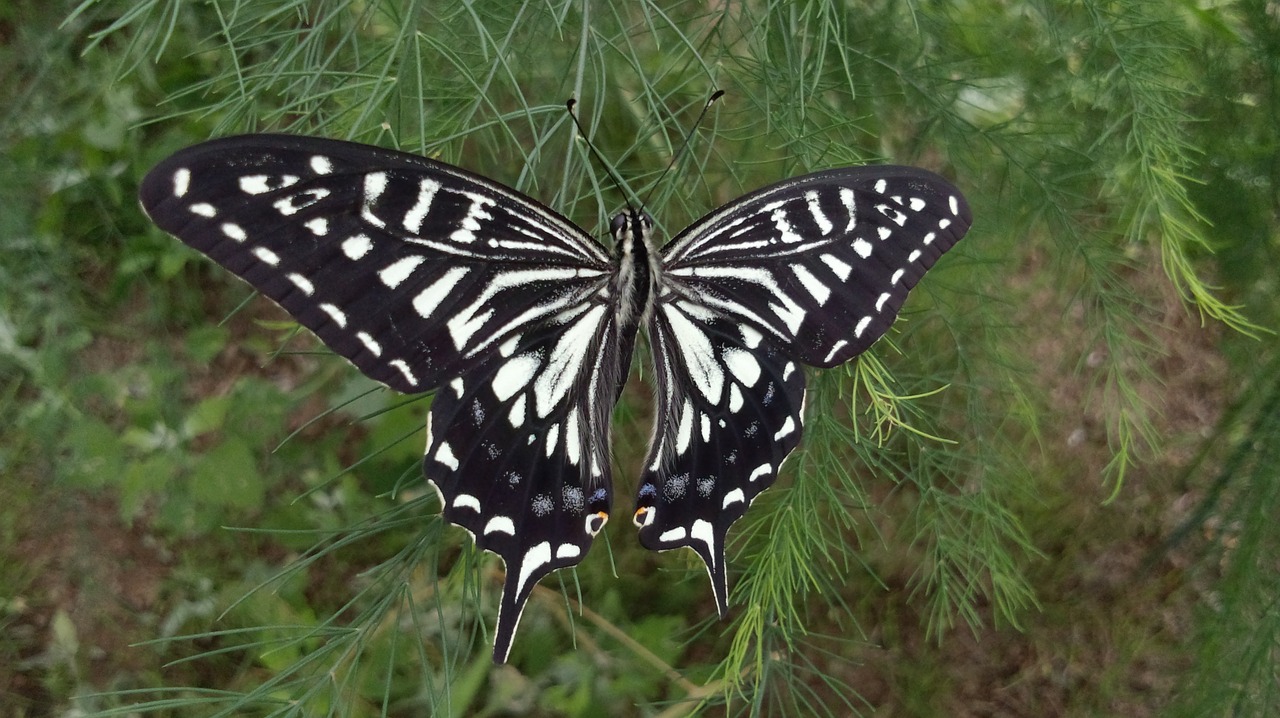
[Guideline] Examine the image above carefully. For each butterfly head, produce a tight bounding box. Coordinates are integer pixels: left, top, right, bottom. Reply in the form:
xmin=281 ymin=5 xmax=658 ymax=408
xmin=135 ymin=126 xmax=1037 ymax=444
xmin=609 ymin=208 xmax=654 ymax=254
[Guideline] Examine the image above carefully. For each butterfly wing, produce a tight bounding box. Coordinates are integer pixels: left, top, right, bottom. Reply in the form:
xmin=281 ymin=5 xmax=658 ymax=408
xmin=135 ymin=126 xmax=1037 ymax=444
xmin=424 ymin=297 xmax=628 ymax=662
xmin=638 ymin=166 xmax=971 ymax=608
xmin=139 ymin=134 xmax=613 ymax=392
xmin=139 ymin=135 xmax=624 ymax=662
xmin=635 ymin=301 xmax=806 ymax=613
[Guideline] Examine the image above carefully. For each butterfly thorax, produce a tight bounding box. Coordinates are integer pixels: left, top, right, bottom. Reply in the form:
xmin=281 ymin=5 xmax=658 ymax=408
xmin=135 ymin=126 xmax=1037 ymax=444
xmin=609 ymin=209 xmax=658 ymax=334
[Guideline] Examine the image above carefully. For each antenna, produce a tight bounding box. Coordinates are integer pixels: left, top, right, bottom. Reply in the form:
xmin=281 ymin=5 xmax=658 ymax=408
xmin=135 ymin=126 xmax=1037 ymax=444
xmin=566 ymin=89 xmax=725 ymax=211
xmin=642 ymin=89 xmax=724 ymax=208
xmin=566 ymin=98 xmax=637 ymax=211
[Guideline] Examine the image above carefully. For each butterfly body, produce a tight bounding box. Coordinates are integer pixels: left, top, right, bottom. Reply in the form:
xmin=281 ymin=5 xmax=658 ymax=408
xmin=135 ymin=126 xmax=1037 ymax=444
xmin=139 ymin=133 xmax=970 ymax=663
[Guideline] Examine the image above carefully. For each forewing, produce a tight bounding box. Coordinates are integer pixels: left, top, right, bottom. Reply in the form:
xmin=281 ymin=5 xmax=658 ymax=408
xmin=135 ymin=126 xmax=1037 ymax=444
xmin=139 ymin=134 xmax=612 ymax=393
xmin=661 ymin=166 xmax=971 ymax=367
xmin=633 ymin=300 xmax=806 ymax=613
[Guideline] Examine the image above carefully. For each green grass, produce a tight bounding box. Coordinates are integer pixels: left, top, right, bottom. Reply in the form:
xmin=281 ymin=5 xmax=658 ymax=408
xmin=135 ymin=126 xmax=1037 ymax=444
xmin=2 ymin=0 xmax=1278 ymax=715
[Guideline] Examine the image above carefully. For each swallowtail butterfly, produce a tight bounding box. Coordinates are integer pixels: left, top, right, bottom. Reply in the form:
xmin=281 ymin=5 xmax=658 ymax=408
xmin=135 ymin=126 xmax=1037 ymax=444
xmin=139 ymin=133 xmax=971 ymax=663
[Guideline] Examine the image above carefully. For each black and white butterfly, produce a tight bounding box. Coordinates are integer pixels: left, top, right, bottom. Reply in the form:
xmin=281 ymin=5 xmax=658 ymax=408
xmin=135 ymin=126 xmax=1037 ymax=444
xmin=139 ymin=132 xmax=970 ymax=663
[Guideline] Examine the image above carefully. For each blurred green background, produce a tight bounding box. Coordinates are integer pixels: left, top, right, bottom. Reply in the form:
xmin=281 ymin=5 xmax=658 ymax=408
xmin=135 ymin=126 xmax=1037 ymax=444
xmin=2 ymin=0 xmax=1279 ymax=715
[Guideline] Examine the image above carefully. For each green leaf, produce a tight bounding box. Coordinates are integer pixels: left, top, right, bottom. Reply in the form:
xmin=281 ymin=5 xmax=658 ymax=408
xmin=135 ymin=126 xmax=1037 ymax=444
xmin=190 ymin=438 xmax=264 ymax=512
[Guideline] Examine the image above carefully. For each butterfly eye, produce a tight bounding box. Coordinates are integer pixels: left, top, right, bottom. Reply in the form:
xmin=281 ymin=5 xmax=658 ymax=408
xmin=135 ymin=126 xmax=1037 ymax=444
xmin=609 ymin=212 xmax=629 ymax=236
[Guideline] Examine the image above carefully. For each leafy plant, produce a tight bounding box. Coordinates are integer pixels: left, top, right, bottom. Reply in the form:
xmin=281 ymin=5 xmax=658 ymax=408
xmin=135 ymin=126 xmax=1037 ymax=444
xmin=2 ymin=0 xmax=1275 ymax=715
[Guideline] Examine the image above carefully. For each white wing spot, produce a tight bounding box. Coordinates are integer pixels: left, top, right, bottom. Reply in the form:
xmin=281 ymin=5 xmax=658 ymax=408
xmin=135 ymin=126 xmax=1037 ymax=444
xmin=173 ymin=169 xmax=191 ymax=197
xmin=664 ymin=305 xmax=724 ymax=404
xmin=508 ymin=394 xmax=527 ymax=427
xmin=939 ymin=218 xmax=951 ymax=229
xmin=286 ymin=273 xmax=314 ymax=296
xmin=783 ymin=362 xmax=796 ymax=380
xmin=908 ymin=249 xmax=922 ymax=263
xmin=499 ymin=334 xmax=520 ymax=357
xmin=924 ymin=232 xmax=936 ymax=245
xmin=252 ymin=247 xmax=280 ymax=266
xmin=484 ymin=516 xmax=516 ymax=536
xmin=533 ymin=305 xmax=605 ymax=416
xmin=691 ymin=520 xmax=716 ymax=569
xmin=722 ymin=488 xmax=745 ymax=508
xmin=356 ymin=331 xmax=382 ymax=357
xmin=877 ymin=226 xmax=892 ymax=241
xmin=874 ymin=179 xmax=888 ymax=194
xmin=493 ymin=355 xmax=540 ymax=401
xmin=389 ymin=359 xmax=418 ymax=386
xmin=189 ymin=203 xmax=216 ymax=217
xmin=363 ymin=172 xmax=388 ymax=202
xmin=304 ymin=218 xmax=329 ymax=236
xmin=565 ymin=408 xmax=582 ymax=466
xmin=676 ymin=401 xmax=695 ymax=455
xmin=749 ymin=464 xmax=772 ymax=482
xmin=740 ymin=324 xmax=763 ymax=349
xmin=659 ymin=527 xmax=687 ymax=543
xmin=805 ymin=191 xmax=833 ymax=234
xmin=729 ymin=384 xmax=744 ymax=413
xmin=556 ymin=543 xmax=581 ymax=559
xmin=403 ymin=178 xmax=442 ymax=233
xmin=875 ymin=292 xmax=891 ymax=312
xmin=221 ymin=223 xmax=246 ymax=242
xmin=770 ymin=301 xmax=806 ymax=336
xmin=379 ymin=255 xmax=425 ymax=289
xmin=342 ymin=234 xmax=373 ymax=260
xmin=949 ymin=196 xmax=959 ymax=215
xmin=823 ymin=340 xmax=847 ymax=364
xmin=545 ymin=423 xmax=560 ymax=458
xmin=840 ymin=188 xmax=857 ymax=231
xmin=790 ymin=264 xmax=831 ymax=305
xmin=854 ymin=316 xmax=872 ymax=338
xmin=450 ymin=193 xmax=495 ymax=244
xmin=877 ymin=204 xmax=908 ymax=227
xmin=450 ymin=377 xmax=465 ymax=397
xmin=506 ymin=391 xmax=527 ymax=424
xmin=273 ymin=188 xmax=329 ymax=216
xmin=891 ymin=268 xmax=905 ymax=285
xmin=238 ymin=175 xmax=271 ymax=195
xmin=819 ymin=253 xmax=852 ymax=281
xmin=435 ymin=442 xmax=459 ymax=471
xmin=414 ymin=266 xmax=471 ymax=320
xmin=853 ymin=238 xmax=873 ymax=259
xmin=514 ymin=543 xmax=553 ymax=601
xmin=771 ymin=208 xmax=803 ymax=243
xmin=773 ymin=416 xmax=796 ymax=440
xmin=700 ymin=413 xmax=711 ymax=443
xmin=910 ymin=197 xmax=926 ymax=211
xmin=452 ymin=493 xmax=480 ymax=511
xmin=723 ymin=348 xmax=762 ymax=387
xmin=310 ymin=155 xmax=333 ymax=175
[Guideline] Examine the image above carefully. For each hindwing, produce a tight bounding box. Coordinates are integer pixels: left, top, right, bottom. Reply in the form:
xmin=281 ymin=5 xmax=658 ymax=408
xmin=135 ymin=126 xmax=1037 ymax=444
xmin=634 ymin=301 xmax=806 ymax=612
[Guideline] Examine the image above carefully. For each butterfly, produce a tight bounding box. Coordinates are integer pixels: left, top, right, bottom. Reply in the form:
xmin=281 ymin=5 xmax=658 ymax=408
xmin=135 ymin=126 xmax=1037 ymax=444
xmin=138 ymin=132 xmax=971 ymax=663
